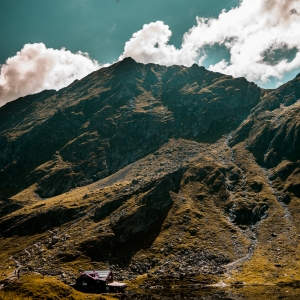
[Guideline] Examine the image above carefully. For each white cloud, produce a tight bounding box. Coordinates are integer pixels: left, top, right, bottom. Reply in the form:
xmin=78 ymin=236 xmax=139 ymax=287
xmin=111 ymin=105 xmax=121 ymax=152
xmin=0 ymin=43 xmax=102 ymax=106
xmin=120 ymin=0 xmax=300 ymax=84
xmin=2 ymin=0 xmax=300 ymax=107
xmin=119 ymin=21 xmax=197 ymax=67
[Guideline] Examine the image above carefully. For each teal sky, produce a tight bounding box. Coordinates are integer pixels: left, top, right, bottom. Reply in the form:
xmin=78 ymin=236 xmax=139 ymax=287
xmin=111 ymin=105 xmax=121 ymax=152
xmin=0 ymin=0 xmax=239 ymax=65
xmin=1 ymin=0 xmax=300 ymax=94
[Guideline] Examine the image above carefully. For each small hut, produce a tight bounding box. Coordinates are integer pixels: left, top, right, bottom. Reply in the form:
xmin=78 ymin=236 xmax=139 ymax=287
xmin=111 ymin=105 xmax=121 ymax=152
xmin=75 ymin=270 xmax=126 ymax=293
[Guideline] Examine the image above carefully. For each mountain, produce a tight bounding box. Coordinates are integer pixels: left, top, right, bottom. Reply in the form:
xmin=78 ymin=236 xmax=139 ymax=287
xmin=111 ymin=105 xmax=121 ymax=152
xmin=0 ymin=58 xmax=260 ymax=200
xmin=0 ymin=58 xmax=300 ymax=296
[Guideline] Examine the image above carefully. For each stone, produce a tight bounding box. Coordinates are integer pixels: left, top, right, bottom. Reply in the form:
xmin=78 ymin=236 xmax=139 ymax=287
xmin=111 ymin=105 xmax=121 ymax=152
xmin=51 ymin=236 xmax=60 ymax=244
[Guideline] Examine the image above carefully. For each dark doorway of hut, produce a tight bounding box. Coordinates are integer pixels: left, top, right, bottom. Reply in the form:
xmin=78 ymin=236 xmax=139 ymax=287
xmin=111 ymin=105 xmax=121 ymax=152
xmin=74 ymin=270 xmax=127 ymax=293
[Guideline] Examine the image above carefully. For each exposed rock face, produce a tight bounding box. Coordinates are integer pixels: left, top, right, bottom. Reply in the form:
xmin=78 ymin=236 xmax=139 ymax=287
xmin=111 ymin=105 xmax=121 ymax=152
xmin=0 ymin=58 xmax=260 ymax=199
xmin=230 ymin=76 xmax=300 ymax=168
xmin=0 ymin=58 xmax=300 ymax=287
xmin=230 ymin=75 xmax=300 ymax=207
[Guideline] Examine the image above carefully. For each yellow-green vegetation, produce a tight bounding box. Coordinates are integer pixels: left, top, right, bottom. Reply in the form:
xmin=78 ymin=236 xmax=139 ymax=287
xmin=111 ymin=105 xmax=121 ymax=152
xmin=125 ymin=274 xmax=148 ymax=291
xmin=1 ymin=59 xmax=300 ymax=300
xmin=0 ymin=291 xmax=29 ymax=300
xmin=227 ymin=248 xmax=300 ymax=285
xmin=1 ymin=136 xmax=300 ymax=291
xmin=0 ymin=274 xmax=117 ymax=300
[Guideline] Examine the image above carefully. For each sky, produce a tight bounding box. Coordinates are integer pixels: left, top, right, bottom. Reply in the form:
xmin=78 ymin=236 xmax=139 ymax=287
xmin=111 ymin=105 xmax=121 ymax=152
xmin=1 ymin=0 xmax=300 ymax=106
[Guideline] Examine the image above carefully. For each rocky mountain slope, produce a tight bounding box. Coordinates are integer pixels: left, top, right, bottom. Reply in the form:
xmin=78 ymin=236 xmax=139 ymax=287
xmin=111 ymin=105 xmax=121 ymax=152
xmin=0 ymin=58 xmax=300 ymax=295
xmin=0 ymin=58 xmax=260 ymax=200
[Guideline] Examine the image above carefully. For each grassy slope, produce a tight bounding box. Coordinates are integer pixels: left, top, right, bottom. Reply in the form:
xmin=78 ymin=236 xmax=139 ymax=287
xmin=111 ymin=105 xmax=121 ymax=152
xmin=0 ymin=137 xmax=299 ymax=298
xmin=0 ymin=274 xmax=117 ymax=300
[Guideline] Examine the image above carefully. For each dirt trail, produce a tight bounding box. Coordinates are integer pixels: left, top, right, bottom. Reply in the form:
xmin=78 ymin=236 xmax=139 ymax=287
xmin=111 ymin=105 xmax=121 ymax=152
xmin=223 ymin=136 xmax=260 ymax=271
xmin=263 ymin=168 xmax=293 ymax=223
xmin=262 ymin=167 xmax=297 ymax=248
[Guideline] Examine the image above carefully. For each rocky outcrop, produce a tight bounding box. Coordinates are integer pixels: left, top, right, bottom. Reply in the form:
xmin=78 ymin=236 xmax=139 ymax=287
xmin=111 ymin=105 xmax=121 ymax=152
xmin=1 ymin=60 xmax=300 ymax=289
xmin=230 ymin=74 xmax=300 ymax=167
xmin=0 ymin=58 xmax=261 ymax=199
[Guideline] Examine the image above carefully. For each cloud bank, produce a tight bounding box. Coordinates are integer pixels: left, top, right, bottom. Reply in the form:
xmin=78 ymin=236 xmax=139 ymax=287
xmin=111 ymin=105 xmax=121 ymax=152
xmin=120 ymin=0 xmax=300 ymax=84
xmin=0 ymin=43 xmax=101 ymax=106
xmin=1 ymin=0 xmax=300 ymax=106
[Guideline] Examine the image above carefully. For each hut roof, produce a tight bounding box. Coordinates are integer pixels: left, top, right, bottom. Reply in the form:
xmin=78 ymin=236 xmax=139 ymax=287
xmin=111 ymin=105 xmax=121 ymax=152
xmin=81 ymin=270 xmax=111 ymax=281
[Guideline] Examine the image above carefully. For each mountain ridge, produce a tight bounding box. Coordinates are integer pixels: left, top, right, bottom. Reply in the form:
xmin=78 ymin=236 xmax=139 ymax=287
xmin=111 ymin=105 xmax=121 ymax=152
xmin=0 ymin=58 xmax=261 ymax=199
xmin=0 ymin=58 xmax=300 ymax=295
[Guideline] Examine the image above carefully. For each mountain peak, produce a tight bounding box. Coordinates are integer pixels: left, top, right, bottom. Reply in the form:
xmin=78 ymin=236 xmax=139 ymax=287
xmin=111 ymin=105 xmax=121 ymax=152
xmin=191 ymin=63 xmax=199 ymax=68
xmin=1 ymin=59 xmax=300 ymax=293
xmin=119 ymin=56 xmax=137 ymax=65
xmin=112 ymin=57 xmax=138 ymax=73
xmin=123 ymin=56 xmax=136 ymax=61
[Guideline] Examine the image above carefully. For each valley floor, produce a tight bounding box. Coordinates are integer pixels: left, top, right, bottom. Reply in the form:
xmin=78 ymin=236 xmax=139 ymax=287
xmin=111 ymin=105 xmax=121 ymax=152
xmin=1 ymin=136 xmax=300 ymax=298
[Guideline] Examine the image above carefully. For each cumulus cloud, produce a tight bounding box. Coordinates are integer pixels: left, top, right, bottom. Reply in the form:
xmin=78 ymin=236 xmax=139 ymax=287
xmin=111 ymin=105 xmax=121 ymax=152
xmin=120 ymin=0 xmax=300 ymax=84
xmin=2 ymin=0 xmax=300 ymax=107
xmin=120 ymin=21 xmax=197 ymax=67
xmin=0 ymin=43 xmax=102 ymax=106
